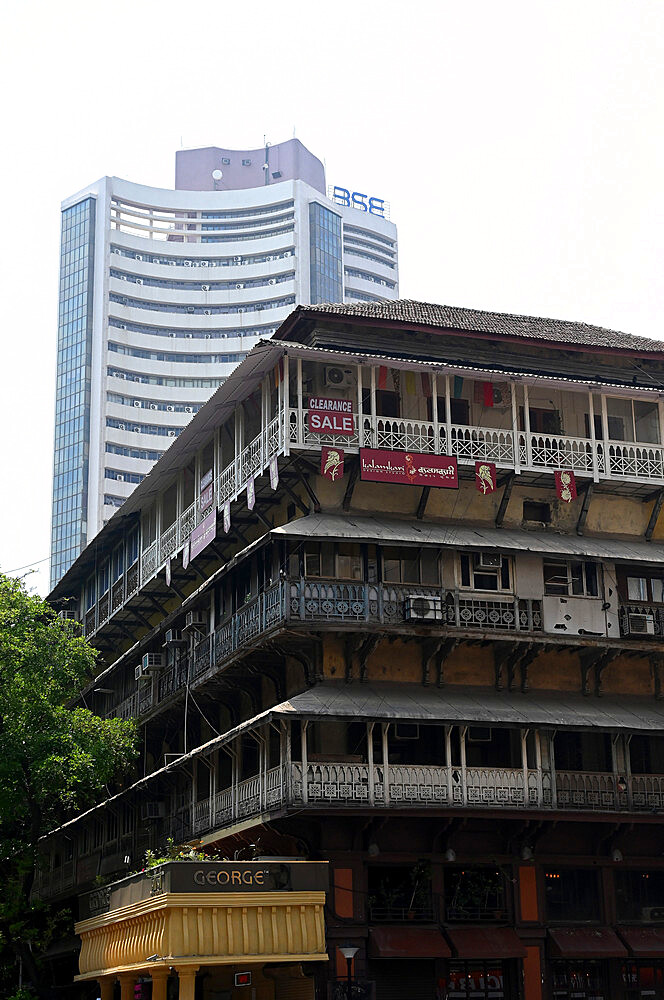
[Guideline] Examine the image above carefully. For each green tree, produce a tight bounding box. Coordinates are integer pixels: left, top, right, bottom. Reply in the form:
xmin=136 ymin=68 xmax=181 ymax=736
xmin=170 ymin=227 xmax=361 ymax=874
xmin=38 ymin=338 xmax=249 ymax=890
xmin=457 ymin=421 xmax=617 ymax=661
xmin=0 ymin=573 xmax=138 ymax=997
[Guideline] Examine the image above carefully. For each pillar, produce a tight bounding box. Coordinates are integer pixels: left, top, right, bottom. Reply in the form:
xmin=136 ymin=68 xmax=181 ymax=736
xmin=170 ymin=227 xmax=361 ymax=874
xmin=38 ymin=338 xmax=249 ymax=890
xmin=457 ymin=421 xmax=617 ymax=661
xmin=118 ymin=973 xmax=137 ymax=1000
xmin=175 ymin=965 xmax=200 ymax=1000
xmin=97 ymin=977 xmax=115 ymax=1000
xmin=151 ymin=968 xmax=170 ymax=1000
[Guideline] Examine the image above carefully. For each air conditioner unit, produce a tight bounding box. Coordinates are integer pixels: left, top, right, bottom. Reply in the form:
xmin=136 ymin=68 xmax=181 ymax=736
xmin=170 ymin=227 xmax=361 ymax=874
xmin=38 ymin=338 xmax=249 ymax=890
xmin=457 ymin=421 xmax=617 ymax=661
xmin=168 ymin=430 xmax=177 ymax=437
xmin=169 ymin=332 xmax=176 ymax=338
xmin=642 ymin=906 xmax=664 ymax=921
xmin=119 ymin=274 xmax=127 ymax=280
xmin=118 ymin=423 xmax=126 ymax=430
xmin=200 ymin=260 xmax=208 ymax=267
xmin=627 ymin=613 xmax=656 ymax=636
xmin=205 ymin=334 xmax=212 ymax=339
xmin=167 ymin=405 xmax=174 ymax=412
xmin=133 ymin=400 xmax=142 ymax=407
xmin=142 ymin=652 xmax=163 ymax=672
xmin=283 ymin=250 xmax=292 ymax=257
xmin=134 ymin=664 xmax=150 ymax=682
xmin=324 ymin=366 xmax=354 ymax=389
xmin=135 ymin=254 xmax=143 ymax=261
xmin=184 ymin=260 xmax=192 ymax=267
xmin=185 ymin=406 xmax=193 ymax=413
xmin=202 ymin=284 xmax=210 ymax=291
xmin=184 ymin=612 xmax=207 ymax=632
xmin=238 ymin=307 xmax=245 ymax=313
xmin=204 ymin=309 xmax=211 ymax=316
xmin=186 ymin=333 xmax=193 ymax=339
xmin=140 ymin=802 xmax=165 ymax=821
xmin=233 ymin=255 xmax=242 ymax=262
xmin=116 ymin=474 xmax=124 ymax=482
xmin=476 ymin=553 xmax=502 ymax=570
xmin=119 ymin=324 xmax=127 ymax=330
xmin=186 ymin=306 xmax=195 ymax=313
xmin=236 ymin=282 xmax=244 ymax=289
xmin=163 ymin=628 xmax=186 ymax=647
xmin=268 ymin=278 xmax=276 ymax=285
xmin=59 ymin=609 xmax=78 ymax=622
xmin=135 ymin=278 xmax=143 ymax=285
xmin=153 ymin=257 xmax=160 ymax=263
xmin=405 ymin=595 xmax=443 ymax=621
xmin=112 ymin=248 xmax=121 ymax=254
xmin=133 ymin=426 xmax=140 ymax=432
xmin=150 ymin=404 xmax=157 ymax=410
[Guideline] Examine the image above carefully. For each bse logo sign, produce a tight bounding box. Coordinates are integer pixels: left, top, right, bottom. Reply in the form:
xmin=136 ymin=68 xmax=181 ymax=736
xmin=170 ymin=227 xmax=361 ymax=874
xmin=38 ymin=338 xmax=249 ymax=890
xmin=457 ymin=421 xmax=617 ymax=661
xmin=332 ymin=186 xmax=385 ymax=217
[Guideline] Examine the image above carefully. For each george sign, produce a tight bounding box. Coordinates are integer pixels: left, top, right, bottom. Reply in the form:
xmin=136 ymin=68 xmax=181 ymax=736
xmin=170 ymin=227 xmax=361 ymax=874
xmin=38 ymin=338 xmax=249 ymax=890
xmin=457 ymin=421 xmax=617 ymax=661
xmin=269 ymin=455 xmax=279 ymax=490
xmin=199 ymin=483 xmax=214 ymax=510
xmin=475 ymin=461 xmax=497 ymax=494
xmin=247 ymin=476 xmax=255 ymax=511
xmin=555 ymin=469 xmax=577 ymax=503
xmin=360 ymin=449 xmax=458 ymax=489
xmin=331 ymin=186 xmax=385 ymax=217
xmin=190 ymin=509 xmax=216 ymax=561
xmin=223 ymin=501 xmax=231 ymax=533
xmin=321 ymin=447 xmax=345 ymax=482
xmin=308 ymin=397 xmax=354 ymax=436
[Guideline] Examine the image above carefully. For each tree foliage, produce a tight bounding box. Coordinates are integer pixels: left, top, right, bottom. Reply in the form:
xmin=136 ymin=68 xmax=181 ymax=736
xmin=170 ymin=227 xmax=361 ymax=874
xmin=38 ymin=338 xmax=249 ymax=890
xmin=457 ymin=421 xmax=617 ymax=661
xmin=0 ymin=573 xmax=138 ymax=996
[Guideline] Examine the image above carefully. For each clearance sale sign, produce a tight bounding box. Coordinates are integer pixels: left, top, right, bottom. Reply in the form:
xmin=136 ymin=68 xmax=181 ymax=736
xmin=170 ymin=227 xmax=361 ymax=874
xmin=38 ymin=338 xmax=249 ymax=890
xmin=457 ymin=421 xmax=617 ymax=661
xmin=307 ymin=397 xmax=354 ymax=435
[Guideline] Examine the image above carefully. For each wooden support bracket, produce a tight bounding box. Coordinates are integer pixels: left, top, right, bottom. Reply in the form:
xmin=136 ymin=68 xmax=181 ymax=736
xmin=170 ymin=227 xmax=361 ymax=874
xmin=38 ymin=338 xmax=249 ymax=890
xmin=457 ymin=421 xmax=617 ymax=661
xmin=343 ymin=459 xmax=360 ymax=512
xmin=576 ymin=483 xmax=594 ymax=536
xmin=645 ymin=489 xmax=664 ymax=541
xmin=495 ymin=473 xmax=516 ymax=528
xmin=416 ymin=486 xmax=431 ymax=521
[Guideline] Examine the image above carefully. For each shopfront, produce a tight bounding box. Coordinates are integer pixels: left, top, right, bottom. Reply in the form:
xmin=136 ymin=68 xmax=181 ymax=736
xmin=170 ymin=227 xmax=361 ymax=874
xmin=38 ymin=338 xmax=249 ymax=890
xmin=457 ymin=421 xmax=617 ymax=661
xmin=75 ymin=861 xmax=328 ymax=1000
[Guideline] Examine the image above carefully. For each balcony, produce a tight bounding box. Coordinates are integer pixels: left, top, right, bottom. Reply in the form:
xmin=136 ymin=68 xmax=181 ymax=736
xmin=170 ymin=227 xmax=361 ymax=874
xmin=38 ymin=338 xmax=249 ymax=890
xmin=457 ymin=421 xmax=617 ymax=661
xmin=171 ymin=761 xmax=664 ymax=844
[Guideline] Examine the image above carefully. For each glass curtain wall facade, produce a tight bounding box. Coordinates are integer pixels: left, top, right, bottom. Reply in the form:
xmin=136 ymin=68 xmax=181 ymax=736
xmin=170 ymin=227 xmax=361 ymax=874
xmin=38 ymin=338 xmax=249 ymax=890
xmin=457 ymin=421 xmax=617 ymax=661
xmin=309 ymin=203 xmax=342 ymax=304
xmin=50 ymin=199 xmax=95 ymax=587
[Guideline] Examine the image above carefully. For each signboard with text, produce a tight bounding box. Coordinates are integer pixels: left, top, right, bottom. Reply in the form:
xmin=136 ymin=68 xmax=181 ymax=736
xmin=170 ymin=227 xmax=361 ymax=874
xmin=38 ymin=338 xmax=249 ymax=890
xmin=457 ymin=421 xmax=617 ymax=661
xmin=307 ymin=397 xmax=354 ymax=436
xmin=190 ymin=510 xmax=216 ymax=561
xmin=359 ymin=449 xmax=458 ymax=488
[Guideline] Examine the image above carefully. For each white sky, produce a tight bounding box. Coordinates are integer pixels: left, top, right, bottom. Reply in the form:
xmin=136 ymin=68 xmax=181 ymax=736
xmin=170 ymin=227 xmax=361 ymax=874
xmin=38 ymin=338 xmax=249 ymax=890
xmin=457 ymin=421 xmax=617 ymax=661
xmin=1 ymin=0 xmax=663 ymax=595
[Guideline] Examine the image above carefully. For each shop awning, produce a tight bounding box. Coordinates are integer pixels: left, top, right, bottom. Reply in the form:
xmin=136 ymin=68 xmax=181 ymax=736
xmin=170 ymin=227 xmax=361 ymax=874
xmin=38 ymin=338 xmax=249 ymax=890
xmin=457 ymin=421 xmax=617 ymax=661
xmin=368 ymin=927 xmax=451 ymax=959
xmin=548 ymin=927 xmax=628 ymax=958
xmin=445 ymin=927 xmax=526 ymax=959
xmin=618 ymin=926 xmax=664 ymax=957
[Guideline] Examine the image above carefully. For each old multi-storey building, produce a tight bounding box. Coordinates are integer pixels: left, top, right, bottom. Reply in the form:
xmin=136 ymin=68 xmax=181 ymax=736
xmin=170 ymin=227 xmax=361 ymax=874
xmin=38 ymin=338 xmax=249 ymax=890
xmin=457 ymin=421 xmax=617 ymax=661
xmin=46 ymin=300 xmax=664 ymax=1000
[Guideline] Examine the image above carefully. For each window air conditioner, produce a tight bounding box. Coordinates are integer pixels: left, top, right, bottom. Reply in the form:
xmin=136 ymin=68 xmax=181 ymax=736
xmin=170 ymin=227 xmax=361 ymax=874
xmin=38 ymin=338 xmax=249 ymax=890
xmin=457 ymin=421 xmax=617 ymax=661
xmin=476 ymin=553 xmax=502 ymax=570
xmin=116 ymin=474 xmax=124 ymax=482
xmin=205 ymin=334 xmax=212 ymax=339
xmin=324 ymin=366 xmax=354 ymax=389
xmin=150 ymin=404 xmax=157 ymax=410
xmin=204 ymin=309 xmax=211 ymax=316
xmin=133 ymin=426 xmax=140 ymax=432
xmin=283 ymin=250 xmax=291 ymax=257
xmin=119 ymin=274 xmax=127 ymax=280
xmin=117 ymin=423 xmax=126 ymax=430
xmin=133 ymin=401 xmax=142 ymax=408
xmin=119 ymin=324 xmax=127 ymax=330
xmin=642 ymin=907 xmax=664 ymax=921
xmin=135 ymin=278 xmax=143 ymax=285
xmin=134 ymin=663 xmax=150 ymax=682
xmin=169 ymin=332 xmax=176 ymax=338
xmin=268 ymin=278 xmax=276 ymax=285
xmin=140 ymin=802 xmax=165 ymax=821
xmin=112 ymin=248 xmax=121 ymax=254
xmin=142 ymin=652 xmax=163 ymax=672
xmin=233 ymin=256 xmax=242 ymax=262
xmin=186 ymin=333 xmax=193 ymax=339
xmin=185 ymin=406 xmax=193 ymax=413
xmin=202 ymin=284 xmax=210 ymax=291
xmin=163 ymin=629 xmax=186 ymax=647
xmin=235 ymin=282 xmax=244 ymax=289
xmin=167 ymin=405 xmax=174 ymax=412
xmin=135 ymin=254 xmax=142 ymax=261
xmin=405 ymin=595 xmax=443 ymax=621
xmin=184 ymin=260 xmax=192 ymax=267
xmin=200 ymin=260 xmax=208 ymax=267
xmin=627 ymin=613 xmax=656 ymax=635
xmin=186 ymin=306 xmax=195 ymax=313
xmin=153 ymin=258 xmax=160 ymax=263
xmin=184 ymin=612 xmax=207 ymax=632
xmin=168 ymin=430 xmax=176 ymax=437
xmin=59 ymin=609 xmax=78 ymax=622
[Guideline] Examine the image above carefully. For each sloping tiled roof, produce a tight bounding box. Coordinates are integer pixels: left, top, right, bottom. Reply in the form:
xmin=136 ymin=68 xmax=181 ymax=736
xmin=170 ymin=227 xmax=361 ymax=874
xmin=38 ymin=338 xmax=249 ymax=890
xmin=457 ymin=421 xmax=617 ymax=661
xmin=294 ymin=300 xmax=664 ymax=353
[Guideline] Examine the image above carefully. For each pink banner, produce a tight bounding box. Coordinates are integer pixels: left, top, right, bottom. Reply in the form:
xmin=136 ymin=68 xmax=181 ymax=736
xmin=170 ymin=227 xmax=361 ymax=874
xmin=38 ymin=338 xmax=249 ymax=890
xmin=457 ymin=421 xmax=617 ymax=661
xmin=307 ymin=397 xmax=354 ymax=436
xmin=190 ymin=509 xmax=216 ymax=561
xmin=359 ymin=449 xmax=458 ymax=488
xmin=199 ymin=483 xmax=214 ymax=509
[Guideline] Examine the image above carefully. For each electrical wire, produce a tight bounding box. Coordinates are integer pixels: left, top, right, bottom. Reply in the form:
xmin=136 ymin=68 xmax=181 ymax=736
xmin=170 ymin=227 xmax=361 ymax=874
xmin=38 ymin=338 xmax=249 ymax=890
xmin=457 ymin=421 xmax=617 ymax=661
xmin=4 ymin=555 xmax=50 ymax=574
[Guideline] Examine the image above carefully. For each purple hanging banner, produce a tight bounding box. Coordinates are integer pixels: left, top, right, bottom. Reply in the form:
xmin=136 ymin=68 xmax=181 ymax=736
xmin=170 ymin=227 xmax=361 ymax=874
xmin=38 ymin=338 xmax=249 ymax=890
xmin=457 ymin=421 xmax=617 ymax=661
xmin=190 ymin=509 xmax=217 ymax=561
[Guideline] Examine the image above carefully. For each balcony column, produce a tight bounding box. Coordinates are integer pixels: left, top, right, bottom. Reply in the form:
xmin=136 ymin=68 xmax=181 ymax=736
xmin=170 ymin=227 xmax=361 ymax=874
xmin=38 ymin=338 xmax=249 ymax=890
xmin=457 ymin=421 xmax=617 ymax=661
xmin=523 ymin=384 xmax=532 ymax=468
xmin=521 ymin=729 xmax=530 ymax=807
xmin=549 ymin=731 xmax=558 ymax=808
xmin=444 ymin=375 xmax=452 ymax=457
xmin=381 ymin=723 xmax=390 ymax=804
xmin=174 ymin=966 xmax=200 ymax=1000
xmin=97 ymin=976 xmax=115 ymax=1000
xmin=283 ymin=354 xmax=290 ymax=456
xmin=234 ymin=406 xmax=243 ymax=488
xmin=659 ymin=399 xmax=664 ymax=453
xmin=370 ymin=365 xmax=377 ymax=447
xmin=445 ymin=726 xmax=453 ymax=804
xmin=511 ymin=381 xmax=521 ymax=473
xmin=150 ymin=969 xmax=169 ymax=1000
xmin=283 ymin=719 xmax=293 ymax=803
xmin=600 ymin=394 xmax=610 ymax=477
xmin=301 ymin=721 xmax=309 ymax=805
xmin=367 ymin=722 xmax=375 ymax=805
xmin=459 ymin=726 xmax=468 ymax=806
xmin=356 ymin=363 xmax=363 ymax=445
xmin=296 ymin=357 xmax=303 ymax=448
xmin=118 ymin=973 xmax=137 ymax=1000
xmin=432 ymin=374 xmax=440 ymax=452
xmin=534 ymin=730 xmax=544 ymax=807
xmin=210 ymin=751 xmax=217 ymax=828
xmin=588 ymin=392 xmax=600 ymax=481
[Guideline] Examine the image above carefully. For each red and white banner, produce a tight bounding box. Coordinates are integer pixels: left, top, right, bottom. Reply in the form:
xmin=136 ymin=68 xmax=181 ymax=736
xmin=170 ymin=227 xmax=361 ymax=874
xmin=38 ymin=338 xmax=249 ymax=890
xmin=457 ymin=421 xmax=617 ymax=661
xmin=321 ymin=447 xmax=345 ymax=482
xmin=359 ymin=449 xmax=458 ymax=488
xmin=555 ymin=469 xmax=577 ymax=503
xmin=308 ymin=397 xmax=354 ymax=436
xmin=475 ymin=461 xmax=497 ymax=494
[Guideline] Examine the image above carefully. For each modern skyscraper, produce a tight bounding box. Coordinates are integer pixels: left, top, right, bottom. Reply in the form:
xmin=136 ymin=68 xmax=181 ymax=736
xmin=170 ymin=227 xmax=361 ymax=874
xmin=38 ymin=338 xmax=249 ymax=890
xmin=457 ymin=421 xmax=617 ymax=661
xmin=50 ymin=140 xmax=398 ymax=587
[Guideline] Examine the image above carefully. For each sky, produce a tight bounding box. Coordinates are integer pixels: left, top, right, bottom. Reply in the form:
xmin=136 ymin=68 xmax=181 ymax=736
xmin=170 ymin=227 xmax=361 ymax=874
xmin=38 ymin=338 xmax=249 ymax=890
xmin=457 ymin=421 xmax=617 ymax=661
xmin=1 ymin=0 xmax=663 ymax=595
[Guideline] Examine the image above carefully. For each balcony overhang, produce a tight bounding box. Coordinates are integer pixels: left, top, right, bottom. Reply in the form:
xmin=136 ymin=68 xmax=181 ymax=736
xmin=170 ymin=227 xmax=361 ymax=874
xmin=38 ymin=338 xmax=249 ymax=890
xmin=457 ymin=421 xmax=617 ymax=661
xmin=74 ymin=861 xmax=328 ymax=982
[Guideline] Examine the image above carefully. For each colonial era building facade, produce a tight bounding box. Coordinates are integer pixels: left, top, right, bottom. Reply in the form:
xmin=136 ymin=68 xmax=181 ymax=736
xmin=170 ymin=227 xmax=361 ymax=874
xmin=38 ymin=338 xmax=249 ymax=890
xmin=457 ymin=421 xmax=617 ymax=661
xmin=46 ymin=301 xmax=664 ymax=1000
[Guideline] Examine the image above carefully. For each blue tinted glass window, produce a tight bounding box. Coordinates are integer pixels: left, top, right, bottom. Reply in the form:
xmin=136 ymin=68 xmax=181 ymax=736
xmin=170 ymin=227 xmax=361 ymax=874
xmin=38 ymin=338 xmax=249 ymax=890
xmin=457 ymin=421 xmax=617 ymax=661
xmin=309 ymin=203 xmax=342 ymax=305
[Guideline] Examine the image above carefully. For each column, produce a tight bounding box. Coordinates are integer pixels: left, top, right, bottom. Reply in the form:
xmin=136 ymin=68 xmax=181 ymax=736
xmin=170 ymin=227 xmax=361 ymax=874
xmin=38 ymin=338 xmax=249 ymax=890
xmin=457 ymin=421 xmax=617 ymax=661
xmin=151 ymin=968 xmax=170 ymax=1000
xmin=118 ymin=973 xmax=137 ymax=1000
xmin=175 ymin=965 xmax=200 ymax=1000
xmin=97 ymin=977 xmax=115 ymax=1000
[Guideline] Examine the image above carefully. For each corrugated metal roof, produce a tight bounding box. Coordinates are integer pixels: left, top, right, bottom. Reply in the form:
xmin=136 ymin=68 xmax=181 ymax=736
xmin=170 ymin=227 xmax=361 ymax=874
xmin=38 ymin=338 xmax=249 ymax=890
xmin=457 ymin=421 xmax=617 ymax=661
xmin=272 ymin=513 xmax=664 ymax=564
xmin=271 ymin=682 xmax=664 ymax=731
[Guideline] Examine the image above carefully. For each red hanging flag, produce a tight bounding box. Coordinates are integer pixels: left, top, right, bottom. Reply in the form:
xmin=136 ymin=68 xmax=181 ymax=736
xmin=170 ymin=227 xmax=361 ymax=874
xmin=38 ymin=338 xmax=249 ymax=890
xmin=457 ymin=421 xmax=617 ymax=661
xmin=483 ymin=382 xmax=494 ymax=407
xmin=555 ymin=469 xmax=577 ymax=503
xmin=475 ymin=461 xmax=497 ymax=494
xmin=377 ymin=366 xmax=388 ymax=390
xmin=321 ymin=447 xmax=345 ymax=482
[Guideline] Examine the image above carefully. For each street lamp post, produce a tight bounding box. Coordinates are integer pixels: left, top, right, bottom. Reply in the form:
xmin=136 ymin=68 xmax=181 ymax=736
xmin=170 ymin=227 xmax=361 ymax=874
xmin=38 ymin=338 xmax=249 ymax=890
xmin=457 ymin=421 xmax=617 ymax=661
xmin=339 ymin=946 xmax=359 ymax=1000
